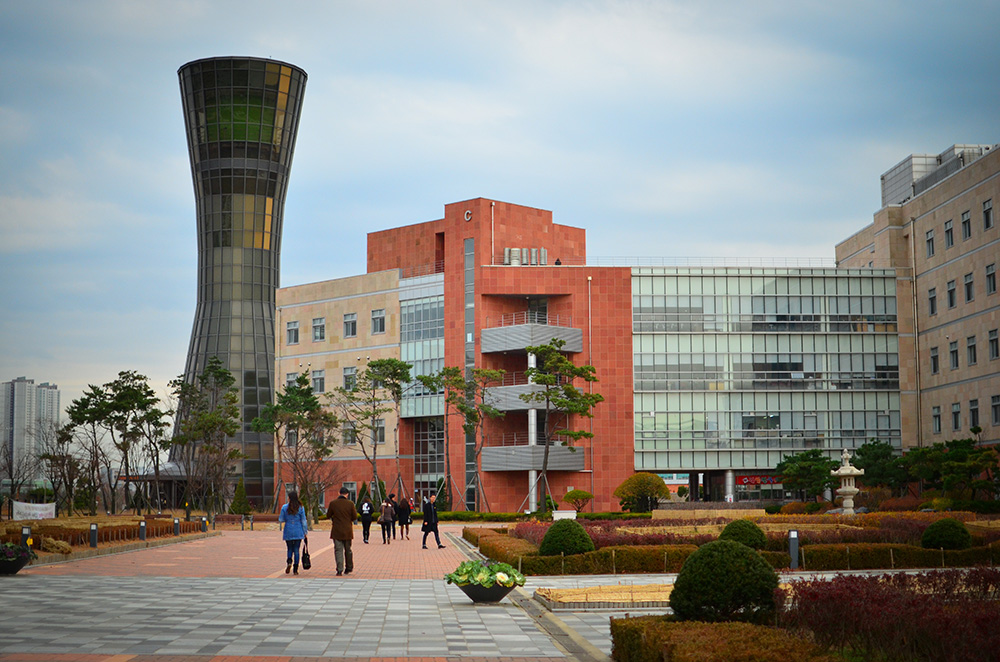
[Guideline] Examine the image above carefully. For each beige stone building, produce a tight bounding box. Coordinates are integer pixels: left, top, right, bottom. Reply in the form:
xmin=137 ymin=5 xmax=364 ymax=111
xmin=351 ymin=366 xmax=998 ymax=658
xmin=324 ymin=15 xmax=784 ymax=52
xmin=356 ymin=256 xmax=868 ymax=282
xmin=836 ymin=144 xmax=1000 ymax=448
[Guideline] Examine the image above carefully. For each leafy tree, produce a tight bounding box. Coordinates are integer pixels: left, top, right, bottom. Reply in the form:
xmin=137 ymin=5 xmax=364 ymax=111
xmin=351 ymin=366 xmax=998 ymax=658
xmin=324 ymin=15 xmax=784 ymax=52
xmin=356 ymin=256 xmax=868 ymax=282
xmin=229 ymin=477 xmax=251 ymax=515
xmin=853 ymin=439 xmax=908 ymax=494
xmin=105 ymin=371 xmax=165 ymax=514
xmin=169 ymin=357 xmax=242 ymax=518
xmin=676 ymin=485 xmax=690 ymax=500
xmin=904 ymin=438 xmax=998 ymax=499
xmin=66 ymin=383 xmax=113 ymax=515
xmin=614 ymin=472 xmax=671 ymax=512
xmin=775 ymin=449 xmax=839 ymax=501
xmin=419 ymin=366 xmax=506 ymax=511
xmin=563 ymin=489 xmax=594 ymax=512
xmin=252 ymin=371 xmax=341 ymax=524
xmin=520 ymin=338 xmax=604 ymax=512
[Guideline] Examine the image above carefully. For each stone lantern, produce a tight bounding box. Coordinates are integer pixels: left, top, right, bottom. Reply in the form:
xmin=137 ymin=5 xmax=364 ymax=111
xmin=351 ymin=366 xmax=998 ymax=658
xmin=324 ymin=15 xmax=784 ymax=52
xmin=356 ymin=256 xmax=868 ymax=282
xmin=831 ymin=448 xmax=865 ymax=516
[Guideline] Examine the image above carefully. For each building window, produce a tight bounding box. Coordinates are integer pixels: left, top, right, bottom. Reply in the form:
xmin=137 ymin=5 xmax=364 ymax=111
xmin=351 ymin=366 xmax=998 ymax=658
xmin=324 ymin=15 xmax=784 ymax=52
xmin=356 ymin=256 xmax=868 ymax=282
xmin=928 ymin=288 xmax=937 ymax=315
xmin=312 ymin=317 xmax=326 ymax=342
xmin=925 ymin=230 xmax=935 ymax=257
xmin=286 ymin=320 xmax=299 ymax=345
xmin=985 ymin=199 xmax=994 ymax=230
xmin=967 ymin=336 xmax=978 ymax=365
xmin=987 ymin=264 xmax=996 ymax=295
xmin=311 ymin=370 xmax=325 ymax=393
xmin=930 ymin=346 xmax=939 ymax=374
xmin=950 ymin=341 xmax=959 ymax=370
xmin=993 ymin=395 xmax=1000 ymax=426
xmin=944 ymin=220 xmax=954 ymax=248
xmin=932 ymin=406 xmax=941 ymax=434
xmin=961 ymin=210 xmax=971 ymax=239
xmin=343 ymin=313 xmax=357 ymax=338
xmin=990 ymin=329 xmax=999 ymax=360
xmin=952 ymin=403 xmax=961 ymax=431
xmin=343 ymin=482 xmax=357 ymax=502
xmin=947 ymin=280 xmax=957 ymax=308
xmin=970 ymin=399 xmax=980 ymax=429
xmin=343 ymin=366 xmax=357 ymax=390
xmin=286 ymin=372 xmax=298 ymax=388
xmin=342 ymin=423 xmax=356 ymax=445
xmin=371 ymin=309 xmax=386 ymax=335
xmin=286 ymin=429 xmax=298 ymax=447
xmin=964 ymin=273 xmax=974 ymax=302
xmin=374 ymin=418 xmax=386 ymax=444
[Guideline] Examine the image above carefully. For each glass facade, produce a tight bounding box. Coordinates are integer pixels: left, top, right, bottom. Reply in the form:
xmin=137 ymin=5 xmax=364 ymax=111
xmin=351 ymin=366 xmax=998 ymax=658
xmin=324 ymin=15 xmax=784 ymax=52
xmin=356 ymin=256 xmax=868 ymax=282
xmin=632 ymin=268 xmax=901 ymax=473
xmin=177 ymin=57 xmax=307 ymax=505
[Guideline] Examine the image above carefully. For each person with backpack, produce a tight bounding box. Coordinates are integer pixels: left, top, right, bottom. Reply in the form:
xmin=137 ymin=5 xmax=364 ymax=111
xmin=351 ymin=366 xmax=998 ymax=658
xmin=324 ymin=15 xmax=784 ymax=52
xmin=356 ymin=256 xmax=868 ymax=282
xmin=358 ymin=496 xmax=375 ymax=543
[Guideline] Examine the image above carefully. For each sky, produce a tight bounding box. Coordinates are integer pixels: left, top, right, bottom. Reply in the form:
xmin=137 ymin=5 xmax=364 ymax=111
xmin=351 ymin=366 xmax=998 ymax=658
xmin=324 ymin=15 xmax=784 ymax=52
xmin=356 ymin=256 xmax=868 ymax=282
xmin=1 ymin=0 xmax=998 ymax=413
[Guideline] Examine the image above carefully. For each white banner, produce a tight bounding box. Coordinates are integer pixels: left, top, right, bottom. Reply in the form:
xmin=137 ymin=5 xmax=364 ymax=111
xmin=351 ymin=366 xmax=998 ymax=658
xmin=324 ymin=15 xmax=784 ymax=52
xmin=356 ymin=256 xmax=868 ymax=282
xmin=12 ymin=501 xmax=56 ymax=520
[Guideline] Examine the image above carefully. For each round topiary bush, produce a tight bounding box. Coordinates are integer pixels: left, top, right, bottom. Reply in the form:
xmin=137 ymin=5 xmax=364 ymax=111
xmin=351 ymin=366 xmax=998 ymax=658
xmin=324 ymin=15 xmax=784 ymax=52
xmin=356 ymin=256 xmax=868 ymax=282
xmin=538 ymin=519 xmax=595 ymax=556
xmin=718 ymin=519 xmax=767 ymax=550
xmin=669 ymin=540 xmax=779 ymax=622
xmin=921 ymin=518 xmax=972 ymax=550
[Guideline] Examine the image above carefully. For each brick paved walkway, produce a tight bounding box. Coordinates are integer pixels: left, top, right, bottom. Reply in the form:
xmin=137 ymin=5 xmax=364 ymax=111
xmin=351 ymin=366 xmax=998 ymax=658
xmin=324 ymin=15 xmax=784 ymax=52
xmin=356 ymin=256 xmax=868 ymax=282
xmin=0 ymin=524 xmax=628 ymax=662
xmin=21 ymin=526 xmax=469 ymax=579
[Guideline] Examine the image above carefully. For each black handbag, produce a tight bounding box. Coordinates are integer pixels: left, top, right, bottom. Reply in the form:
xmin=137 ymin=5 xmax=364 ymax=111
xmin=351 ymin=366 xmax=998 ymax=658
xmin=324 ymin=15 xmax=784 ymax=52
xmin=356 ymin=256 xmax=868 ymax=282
xmin=301 ymin=540 xmax=311 ymax=570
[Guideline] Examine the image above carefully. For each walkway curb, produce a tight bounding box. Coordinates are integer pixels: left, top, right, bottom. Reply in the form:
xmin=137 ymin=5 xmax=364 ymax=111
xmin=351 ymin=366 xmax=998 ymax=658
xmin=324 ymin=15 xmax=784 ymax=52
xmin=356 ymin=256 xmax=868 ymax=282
xmin=26 ymin=531 xmax=221 ymax=567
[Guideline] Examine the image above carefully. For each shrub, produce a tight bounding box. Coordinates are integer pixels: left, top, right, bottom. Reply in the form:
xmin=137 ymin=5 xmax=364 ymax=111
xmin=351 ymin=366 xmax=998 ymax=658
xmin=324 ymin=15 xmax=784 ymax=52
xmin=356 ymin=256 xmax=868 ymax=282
xmin=41 ymin=536 xmax=72 ymax=554
xmin=763 ymin=503 xmax=783 ymax=515
xmin=779 ymin=502 xmax=808 ymax=514
xmin=614 ymin=472 xmax=671 ymax=512
xmin=563 ymin=489 xmax=593 ymax=512
xmin=879 ymin=495 xmax=923 ymax=511
xmin=539 ymin=519 xmax=595 ymax=556
xmin=718 ymin=519 xmax=767 ymax=550
xmin=921 ymin=518 xmax=972 ymax=550
xmin=778 ymin=570 xmax=1000 ymax=662
xmin=229 ymin=477 xmax=251 ymax=515
xmin=669 ymin=540 xmax=778 ymax=622
xmin=611 ymin=617 xmax=837 ymax=662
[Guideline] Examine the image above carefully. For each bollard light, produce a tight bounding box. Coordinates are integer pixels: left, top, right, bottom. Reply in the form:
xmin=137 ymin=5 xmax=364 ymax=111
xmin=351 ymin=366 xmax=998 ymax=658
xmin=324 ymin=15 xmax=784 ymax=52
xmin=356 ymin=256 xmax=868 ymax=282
xmin=173 ymin=518 xmax=180 ymax=536
xmin=789 ymin=530 xmax=799 ymax=570
xmin=21 ymin=526 xmax=31 ymax=547
xmin=90 ymin=523 xmax=98 ymax=548
xmin=200 ymin=517 xmax=207 ymax=533
xmin=139 ymin=520 xmax=147 ymax=541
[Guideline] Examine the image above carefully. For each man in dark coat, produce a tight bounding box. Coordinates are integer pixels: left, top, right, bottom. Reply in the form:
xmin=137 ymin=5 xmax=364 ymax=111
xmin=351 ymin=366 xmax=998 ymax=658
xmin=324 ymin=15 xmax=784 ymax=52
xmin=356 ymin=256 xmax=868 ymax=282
xmin=388 ymin=493 xmax=399 ymax=539
xmin=421 ymin=493 xmax=445 ymax=549
xmin=326 ymin=486 xmax=358 ymax=576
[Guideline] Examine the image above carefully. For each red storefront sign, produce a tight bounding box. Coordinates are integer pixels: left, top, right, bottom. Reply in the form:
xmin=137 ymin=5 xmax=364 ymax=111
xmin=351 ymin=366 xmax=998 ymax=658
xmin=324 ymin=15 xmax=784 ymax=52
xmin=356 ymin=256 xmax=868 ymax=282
xmin=736 ymin=475 xmax=781 ymax=486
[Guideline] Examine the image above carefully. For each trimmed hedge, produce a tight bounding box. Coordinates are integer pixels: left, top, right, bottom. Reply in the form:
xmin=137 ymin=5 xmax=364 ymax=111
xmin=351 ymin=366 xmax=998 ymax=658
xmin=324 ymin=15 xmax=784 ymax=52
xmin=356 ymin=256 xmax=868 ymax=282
xmin=610 ymin=616 xmax=837 ymax=662
xmin=539 ymin=519 xmax=594 ymax=556
xmin=799 ymin=542 xmax=998 ymax=571
xmin=669 ymin=540 xmax=778 ymax=622
xmin=578 ymin=512 xmax=653 ymax=521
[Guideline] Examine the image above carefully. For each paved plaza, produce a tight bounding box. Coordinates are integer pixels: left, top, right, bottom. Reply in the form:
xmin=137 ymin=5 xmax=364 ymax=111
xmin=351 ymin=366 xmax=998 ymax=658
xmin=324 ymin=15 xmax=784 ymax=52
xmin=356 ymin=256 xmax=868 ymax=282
xmin=0 ymin=525 xmax=673 ymax=662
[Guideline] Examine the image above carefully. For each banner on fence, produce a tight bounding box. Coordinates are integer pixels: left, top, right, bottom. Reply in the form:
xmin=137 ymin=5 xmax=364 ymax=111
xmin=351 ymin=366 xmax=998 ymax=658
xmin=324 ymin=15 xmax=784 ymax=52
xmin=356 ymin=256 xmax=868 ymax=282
xmin=13 ymin=501 xmax=56 ymax=520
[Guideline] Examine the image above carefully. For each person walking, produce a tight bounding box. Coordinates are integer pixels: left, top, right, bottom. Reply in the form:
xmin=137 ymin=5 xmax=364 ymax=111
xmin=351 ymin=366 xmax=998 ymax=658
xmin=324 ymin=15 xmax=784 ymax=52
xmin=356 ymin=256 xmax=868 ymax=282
xmin=397 ymin=496 xmax=412 ymax=540
xmin=388 ymin=493 xmax=399 ymax=540
xmin=378 ymin=498 xmax=395 ymax=544
xmin=358 ymin=496 xmax=374 ymax=543
xmin=278 ymin=491 xmax=308 ymax=575
xmin=326 ymin=486 xmax=358 ymax=576
xmin=421 ymin=493 xmax=445 ymax=549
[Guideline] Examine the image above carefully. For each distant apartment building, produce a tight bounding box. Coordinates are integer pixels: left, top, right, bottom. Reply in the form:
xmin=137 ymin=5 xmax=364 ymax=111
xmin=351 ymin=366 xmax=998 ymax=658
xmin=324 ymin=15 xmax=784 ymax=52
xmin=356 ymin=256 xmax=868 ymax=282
xmin=0 ymin=377 xmax=60 ymax=485
xmin=276 ymin=199 xmax=902 ymax=510
xmin=836 ymin=144 xmax=1000 ymax=449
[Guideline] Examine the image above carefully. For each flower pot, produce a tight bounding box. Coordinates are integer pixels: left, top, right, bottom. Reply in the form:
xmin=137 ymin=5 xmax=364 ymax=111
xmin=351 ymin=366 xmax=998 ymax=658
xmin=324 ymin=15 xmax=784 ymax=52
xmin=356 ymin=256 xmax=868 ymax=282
xmin=456 ymin=582 xmax=516 ymax=603
xmin=0 ymin=557 xmax=29 ymax=576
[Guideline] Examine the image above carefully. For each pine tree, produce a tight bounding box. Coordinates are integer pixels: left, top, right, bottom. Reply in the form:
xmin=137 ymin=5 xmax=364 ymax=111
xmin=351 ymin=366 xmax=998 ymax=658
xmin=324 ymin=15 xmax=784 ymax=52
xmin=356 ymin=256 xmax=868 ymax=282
xmin=229 ymin=477 xmax=251 ymax=515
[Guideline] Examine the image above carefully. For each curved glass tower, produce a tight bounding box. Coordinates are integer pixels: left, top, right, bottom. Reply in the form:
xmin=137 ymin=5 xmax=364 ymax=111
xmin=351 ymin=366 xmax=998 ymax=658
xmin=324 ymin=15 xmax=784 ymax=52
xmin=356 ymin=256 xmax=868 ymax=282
xmin=177 ymin=57 xmax=307 ymax=506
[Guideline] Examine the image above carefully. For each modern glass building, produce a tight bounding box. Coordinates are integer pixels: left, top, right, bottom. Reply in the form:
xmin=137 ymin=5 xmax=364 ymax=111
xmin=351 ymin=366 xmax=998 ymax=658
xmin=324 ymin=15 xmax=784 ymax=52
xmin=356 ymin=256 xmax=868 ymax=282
xmin=176 ymin=57 xmax=307 ymax=505
xmin=632 ymin=267 xmax=901 ymax=500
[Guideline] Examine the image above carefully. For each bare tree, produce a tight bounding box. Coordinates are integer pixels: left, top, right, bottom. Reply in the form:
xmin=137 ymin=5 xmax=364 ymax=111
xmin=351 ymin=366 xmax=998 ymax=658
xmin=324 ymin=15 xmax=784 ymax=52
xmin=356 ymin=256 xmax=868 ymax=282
xmin=36 ymin=423 xmax=82 ymax=516
xmin=1 ymin=436 xmax=39 ymax=518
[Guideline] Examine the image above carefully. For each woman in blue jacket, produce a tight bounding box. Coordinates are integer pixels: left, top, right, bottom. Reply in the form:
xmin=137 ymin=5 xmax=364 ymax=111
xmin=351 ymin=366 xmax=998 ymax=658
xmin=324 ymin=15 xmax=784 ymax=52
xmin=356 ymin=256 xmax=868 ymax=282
xmin=279 ymin=491 xmax=308 ymax=575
